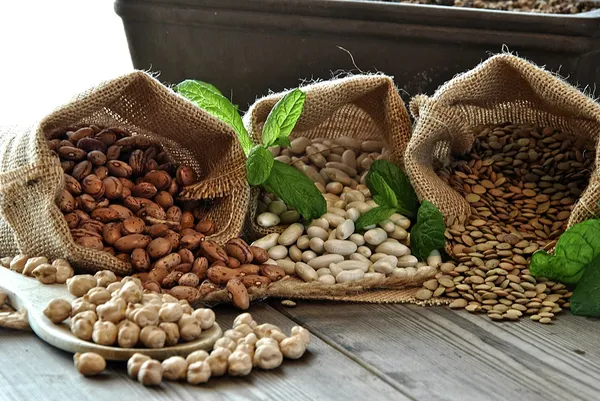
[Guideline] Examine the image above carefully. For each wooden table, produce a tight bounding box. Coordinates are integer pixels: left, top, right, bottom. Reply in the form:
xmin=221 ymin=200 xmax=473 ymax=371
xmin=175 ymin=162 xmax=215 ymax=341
xmin=1 ymin=300 xmax=598 ymax=401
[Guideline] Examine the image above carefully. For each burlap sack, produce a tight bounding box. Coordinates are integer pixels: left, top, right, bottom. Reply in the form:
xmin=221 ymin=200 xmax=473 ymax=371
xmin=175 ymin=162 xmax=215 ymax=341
xmin=405 ymin=54 xmax=600 ymax=236
xmin=210 ymin=74 xmax=444 ymax=303
xmin=0 ymin=71 xmax=249 ymax=275
xmin=243 ymin=74 xmax=411 ymax=241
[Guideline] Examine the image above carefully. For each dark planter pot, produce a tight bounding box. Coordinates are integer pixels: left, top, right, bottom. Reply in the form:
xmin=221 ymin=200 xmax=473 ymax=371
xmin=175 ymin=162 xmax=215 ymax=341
xmin=114 ymin=0 xmax=600 ymax=109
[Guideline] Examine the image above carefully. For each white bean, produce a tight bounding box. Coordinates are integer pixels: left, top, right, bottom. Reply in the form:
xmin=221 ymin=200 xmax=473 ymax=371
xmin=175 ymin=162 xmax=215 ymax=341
xmin=397 ymin=255 xmax=418 ymax=267
xmin=390 ymin=213 xmax=411 ymax=230
xmin=366 ymin=200 xmax=378 ymax=208
xmin=405 ymin=267 xmax=417 ymax=277
xmin=327 ymin=207 xmax=346 ymax=217
xmin=318 ymin=274 xmax=336 ymax=285
xmin=290 ymin=137 xmax=311 ymax=154
xmin=345 ymin=208 xmax=360 ymax=222
xmin=417 ymin=265 xmax=437 ymax=279
xmin=252 ymin=234 xmax=280 ymax=250
xmin=364 ymin=228 xmax=388 ymax=246
xmin=347 ymin=201 xmax=372 ymax=214
xmin=349 ymin=233 xmax=365 ymax=246
xmin=328 ymin=263 xmax=343 ymax=277
xmin=333 ymin=200 xmax=347 ymax=210
xmin=364 ymin=272 xmax=385 ymax=281
xmin=307 ymin=254 xmax=344 ymax=269
xmin=336 ymin=260 xmax=370 ymax=272
xmin=257 ymin=212 xmax=280 ymax=228
xmin=392 ymin=268 xmax=407 ymax=279
xmin=372 ymin=256 xmax=398 ymax=274
xmin=307 ymin=226 xmax=329 ymax=241
xmin=343 ymin=190 xmax=365 ymax=204
xmin=316 ymin=268 xmax=332 ymax=277
xmin=336 ymin=220 xmax=355 ymax=240
xmin=357 ymin=246 xmax=372 ymax=258
xmin=310 ymin=218 xmax=329 ymax=230
xmin=309 ymin=237 xmax=325 ymax=254
xmin=341 ymin=149 xmax=357 ymax=169
xmin=295 ymin=263 xmax=318 ymax=282
xmin=349 ymin=253 xmax=371 ymax=265
xmin=375 ymin=242 xmax=409 ymax=257
xmin=302 ymin=251 xmax=318 ymax=263
xmin=296 ymin=235 xmax=310 ymax=250
xmin=336 ymin=269 xmax=365 ymax=283
xmin=427 ymin=250 xmax=442 ymax=268
xmin=278 ymin=223 xmax=304 ymax=246
xmin=268 ymin=245 xmax=288 ymax=260
xmin=389 ymin=226 xmax=408 ymax=240
xmin=323 ymin=240 xmax=357 ymax=256
xmin=276 ymin=259 xmax=296 ymax=275
xmin=378 ymin=219 xmax=395 ymax=233
xmin=370 ymin=253 xmax=389 ymax=263
xmin=289 ymin=245 xmax=303 ymax=262
xmin=323 ymin=213 xmax=345 ymax=228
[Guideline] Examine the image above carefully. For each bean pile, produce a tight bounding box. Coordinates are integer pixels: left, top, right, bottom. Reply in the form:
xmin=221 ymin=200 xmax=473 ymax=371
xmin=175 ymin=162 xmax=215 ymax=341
xmin=253 ymin=136 xmax=439 ymax=285
xmin=51 ymin=125 xmax=289 ymax=309
xmin=71 ymin=312 xmax=311 ymax=386
xmin=417 ymin=123 xmax=593 ymax=322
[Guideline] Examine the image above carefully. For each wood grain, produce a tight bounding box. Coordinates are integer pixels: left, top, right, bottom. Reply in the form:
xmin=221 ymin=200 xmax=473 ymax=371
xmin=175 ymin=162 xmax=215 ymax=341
xmin=0 ymin=303 xmax=405 ymax=401
xmin=274 ymin=301 xmax=599 ymax=401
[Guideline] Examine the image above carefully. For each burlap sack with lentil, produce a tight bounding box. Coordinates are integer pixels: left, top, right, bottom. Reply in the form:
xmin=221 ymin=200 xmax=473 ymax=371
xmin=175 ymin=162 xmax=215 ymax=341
xmin=0 ymin=71 xmax=249 ymax=275
xmin=405 ymin=54 xmax=600 ymax=250
xmin=243 ymin=74 xmax=411 ymax=241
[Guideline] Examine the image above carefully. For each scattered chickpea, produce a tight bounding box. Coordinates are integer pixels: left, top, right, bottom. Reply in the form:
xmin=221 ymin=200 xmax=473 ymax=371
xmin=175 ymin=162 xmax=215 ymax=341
xmin=73 ymin=352 xmax=106 ymax=376
xmin=138 ymin=359 xmax=163 ymax=386
xmin=43 ymin=299 xmax=72 ymax=324
xmin=127 ymin=353 xmax=151 ymax=379
xmin=161 ymin=356 xmax=188 ymax=381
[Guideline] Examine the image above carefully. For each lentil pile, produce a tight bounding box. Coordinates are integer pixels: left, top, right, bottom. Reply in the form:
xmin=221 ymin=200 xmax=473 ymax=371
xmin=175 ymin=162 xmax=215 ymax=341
xmin=417 ymin=123 xmax=595 ymax=323
xmin=398 ymin=0 xmax=600 ymax=14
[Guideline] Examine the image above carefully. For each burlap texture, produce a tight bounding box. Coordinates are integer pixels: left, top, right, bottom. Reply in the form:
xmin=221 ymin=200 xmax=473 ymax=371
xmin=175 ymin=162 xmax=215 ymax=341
xmin=405 ymin=54 xmax=600 ymax=229
xmin=243 ymin=74 xmax=412 ymax=240
xmin=0 ymin=71 xmax=249 ymax=275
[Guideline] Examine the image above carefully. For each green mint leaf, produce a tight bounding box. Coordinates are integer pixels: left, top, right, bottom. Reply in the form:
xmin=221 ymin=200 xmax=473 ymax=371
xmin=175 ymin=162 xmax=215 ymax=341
xmin=570 ymin=253 xmax=600 ymax=317
xmin=355 ymin=206 xmax=396 ymax=231
xmin=410 ymin=200 xmax=446 ymax=261
xmin=263 ymin=160 xmax=326 ymax=222
xmin=246 ymin=145 xmax=274 ymax=186
xmin=365 ymin=160 xmax=419 ymax=220
xmin=175 ymin=79 xmax=253 ymax=156
xmin=262 ymin=89 xmax=306 ymax=148
xmin=272 ymin=136 xmax=292 ymax=148
xmin=530 ymin=219 xmax=600 ymax=284
xmin=180 ymin=79 xmax=223 ymax=95
xmin=367 ymin=172 xmax=398 ymax=209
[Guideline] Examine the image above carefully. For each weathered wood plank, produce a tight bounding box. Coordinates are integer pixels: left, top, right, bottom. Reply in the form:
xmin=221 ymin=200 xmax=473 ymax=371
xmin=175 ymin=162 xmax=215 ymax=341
xmin=274 ymin=301 xmax=600 ymax=401
xmin=0 ymin=303 xmax=405 ymax=401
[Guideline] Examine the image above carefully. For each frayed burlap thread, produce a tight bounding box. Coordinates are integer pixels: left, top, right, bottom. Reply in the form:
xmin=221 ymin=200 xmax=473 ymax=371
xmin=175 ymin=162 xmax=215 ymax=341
xmin=0 ymin=71 xmax=249 ymax=275
xmin=405 ymin=54 xmax=600 ymax=231
xmin=243 ymin=74 xmax=412 ymax=240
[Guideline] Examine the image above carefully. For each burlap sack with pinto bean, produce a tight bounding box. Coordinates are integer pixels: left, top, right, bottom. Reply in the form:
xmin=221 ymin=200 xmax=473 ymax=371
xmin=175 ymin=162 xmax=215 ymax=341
xmin=0 ymin=71 xmax=249 ymax=275
xmin=405 ymin=54 xmax=600 ymax=256
xmin=198 ymin=74 xmax=443 ymax=305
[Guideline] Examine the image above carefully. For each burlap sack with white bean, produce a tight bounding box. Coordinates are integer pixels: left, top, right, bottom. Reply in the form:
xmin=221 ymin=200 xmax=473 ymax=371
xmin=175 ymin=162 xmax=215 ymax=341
xmin=219 ymin=74 xmax=443 ymax=304
xmin=405 ymin=54 xmax=600 ymax=243
xmin=0 ymin=71 xmax=249 ymax=275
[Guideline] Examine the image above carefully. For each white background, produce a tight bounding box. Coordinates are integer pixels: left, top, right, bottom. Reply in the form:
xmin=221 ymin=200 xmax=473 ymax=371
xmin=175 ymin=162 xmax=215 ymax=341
xmin=0 ymin=0 xmax=133 ymax=125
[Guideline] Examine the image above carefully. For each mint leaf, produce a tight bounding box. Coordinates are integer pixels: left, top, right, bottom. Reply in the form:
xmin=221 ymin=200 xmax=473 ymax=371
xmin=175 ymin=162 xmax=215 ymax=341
xmin=175 ymin=80 xmax=254 ymax=156
xmin=410 ymin=200 xmax=446 ymax=261
xmin=178 ymin=79 xmax=223 ymax=95
xmin=355 ymin=206 xmax=396 ymax=231
xmin=263 ymin=160 xmax=326 ymax=222
xmin=366 ymin=160 xmax=419 ymax=220
xmin=246 ymin=146 xmax=274 ymax=186
xmin=262 ymin=89 xmax=306 ymax=148
xmin=530 ymin=219 xmax=600 ymax=284
xmin=571 ymin=253 xmax=600 ymax=317
xmin=368 ymin=172 xmax=398 ymax=209
xmin=272 ymin=137 xmax=292 ymax=148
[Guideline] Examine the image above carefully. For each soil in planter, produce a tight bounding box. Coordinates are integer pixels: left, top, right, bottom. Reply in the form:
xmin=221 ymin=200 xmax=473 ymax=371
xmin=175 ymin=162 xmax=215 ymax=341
xmin=391 ymin=0 xmax=600 ymax=14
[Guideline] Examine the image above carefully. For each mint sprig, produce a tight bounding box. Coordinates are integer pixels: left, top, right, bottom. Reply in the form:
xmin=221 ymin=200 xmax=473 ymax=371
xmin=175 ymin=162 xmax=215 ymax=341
xmin=176 ymin=82 xmax=325 ymax=223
